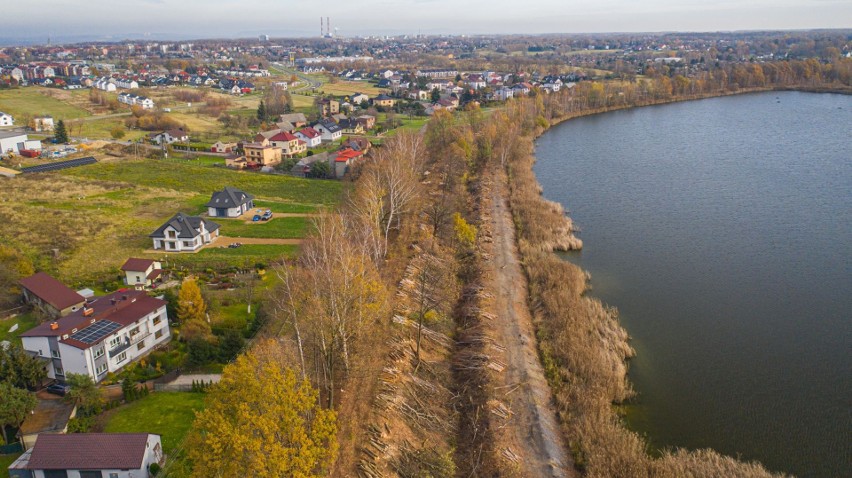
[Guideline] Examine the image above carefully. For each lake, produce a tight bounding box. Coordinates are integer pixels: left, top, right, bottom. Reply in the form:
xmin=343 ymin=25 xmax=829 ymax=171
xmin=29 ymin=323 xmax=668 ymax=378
xmin=533 ymin=91 xmax=851 ymax=477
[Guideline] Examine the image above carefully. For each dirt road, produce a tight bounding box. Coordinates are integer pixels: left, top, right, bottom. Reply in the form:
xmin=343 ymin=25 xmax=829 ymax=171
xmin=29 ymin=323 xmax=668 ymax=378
xmin=487 ymin=176 xmax=574 ymax=477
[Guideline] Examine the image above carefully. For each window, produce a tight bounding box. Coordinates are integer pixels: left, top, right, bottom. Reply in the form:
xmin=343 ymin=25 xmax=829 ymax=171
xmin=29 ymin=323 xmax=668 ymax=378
xmin=79 ymin=471 xmax=102 ymax=478
xmin=129 ymin=327 xmax=140 ymax=337
xmin=93 ymin=347 xmax=105 ymax=359
xmin=155 ymin=329 xmax=163 ymax=339
xmin=110 ymin=473 xmax=119 ymax=478
xmin=152 ymin=316 xmax=162 ymax=326
xmin=137 ymin=341 xmax=145 ymax=351
xmin=55 ymin=366 xmax=64 ymax=376
xmin=96 ymin=363 xmax=108 ymax=375
xmin=38 ymin=349 xmax=43 ymax=356
xmin=51 ymin=349 xmax=60 ymax=358
xmin=109 ymin=336 xmax=122 ymax=349
xmin=184 ymin=241 xmax=193 ymax=247
xmin=116 ymin=352 xmax=127 ymax=363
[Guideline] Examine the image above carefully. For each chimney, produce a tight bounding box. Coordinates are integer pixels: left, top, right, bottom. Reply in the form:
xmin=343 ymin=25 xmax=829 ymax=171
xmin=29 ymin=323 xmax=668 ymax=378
xmin=49 ymin=322 xmax=59 ymax=330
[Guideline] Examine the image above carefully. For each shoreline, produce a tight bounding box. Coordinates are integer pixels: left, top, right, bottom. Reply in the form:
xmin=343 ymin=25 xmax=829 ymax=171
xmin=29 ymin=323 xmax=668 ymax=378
xmin=499 ymin=86 xmax=838 ymax=476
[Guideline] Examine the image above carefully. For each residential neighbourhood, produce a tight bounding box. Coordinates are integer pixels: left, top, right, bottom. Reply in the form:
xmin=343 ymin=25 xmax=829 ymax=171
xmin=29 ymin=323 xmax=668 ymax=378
xmin=1 ymin=26 xmax=847 ymax=478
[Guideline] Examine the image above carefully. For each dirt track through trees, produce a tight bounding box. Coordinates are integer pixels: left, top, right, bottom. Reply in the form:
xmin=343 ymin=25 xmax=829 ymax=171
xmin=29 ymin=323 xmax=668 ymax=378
xmin=486 ymin=175 xmax=574 ymax=477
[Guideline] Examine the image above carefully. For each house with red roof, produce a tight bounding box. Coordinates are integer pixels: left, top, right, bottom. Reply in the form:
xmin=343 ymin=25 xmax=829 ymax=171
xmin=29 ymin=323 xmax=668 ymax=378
xmin=20 ymin=289 xmax=171 ymax=383
xmin=268 ymin=131 xmax=307 ymax=157
xmin=8 ymin=433 xmax=164 ymax=478
xmin=121 ymin=259 xmax=164 ymax=290
xmin=19 ymin=273 xmax=86 ymax=318
xmin=295 ymin=127 xmax=322 ymax=148
xmin=333 ymin=147 xmax=365 ymax=178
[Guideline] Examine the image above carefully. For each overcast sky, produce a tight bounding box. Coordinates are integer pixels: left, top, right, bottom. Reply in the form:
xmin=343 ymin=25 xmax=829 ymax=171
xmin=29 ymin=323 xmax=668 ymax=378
xmin=4 ymin=0 xmax=851 ymax=42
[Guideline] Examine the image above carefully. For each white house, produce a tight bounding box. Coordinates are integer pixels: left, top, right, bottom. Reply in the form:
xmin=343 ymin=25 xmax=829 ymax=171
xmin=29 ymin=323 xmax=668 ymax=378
xmin=8 ymin=433 xmax=165 ymax=478
xmin=94 ymin=78 xmax=117 ymax=92
xmin=0 ymin=131 xmax=28 ymax=155
xmin=20 ymin=289 xmax=171 ymax=383
xmin=295 ymin=127 xmax=322 ymax=148
xmin=0 ymin=111 xmax=14 ymax=126
xmin=114 ymin=78 xmax=139 ymax=89
xmin=350 ymin=93 xmax=369 ymax=105
xmin=149 ymin=212 xmax=220 ymax=252
xmin=118 ymin=93 xmax=155 ymax=109
xmin=206 ymin=187 xmax=255 ymax=218
xmin=148 ymin=128 xmax=188 ymax=145
xmin=493 ymin=87 xmax=514 ymax=101
xmin=314 ymin=120 xmax=342 ymax=143
xmin=120 ymin=258 xmax=164 ymax=290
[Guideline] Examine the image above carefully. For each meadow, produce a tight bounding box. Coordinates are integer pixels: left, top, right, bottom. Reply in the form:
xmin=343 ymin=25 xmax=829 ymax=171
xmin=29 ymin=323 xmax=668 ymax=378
xmin=0 ymin=157 xmax=341 ymax=286
xmin=0 ymin=87 xmax=91 ymax=121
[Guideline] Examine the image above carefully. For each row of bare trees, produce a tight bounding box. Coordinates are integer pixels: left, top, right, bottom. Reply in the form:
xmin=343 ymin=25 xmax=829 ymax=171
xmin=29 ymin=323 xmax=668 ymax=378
xmin=269 ymin=132 xmax=426 ymax=409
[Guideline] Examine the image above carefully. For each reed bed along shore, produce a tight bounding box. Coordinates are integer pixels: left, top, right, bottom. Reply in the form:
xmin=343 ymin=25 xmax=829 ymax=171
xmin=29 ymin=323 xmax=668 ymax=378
xmin=497 ymin=92 xmax=788 ymax=477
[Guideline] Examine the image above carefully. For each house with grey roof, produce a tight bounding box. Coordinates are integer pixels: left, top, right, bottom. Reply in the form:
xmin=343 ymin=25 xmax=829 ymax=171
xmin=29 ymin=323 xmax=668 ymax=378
xmin=149 ymin=213 xmax=220 ymax=252
xmin=205 ymin=187 xmax=255 ymax=218
xmin=8 ymin=433 xmax=164 ymax=478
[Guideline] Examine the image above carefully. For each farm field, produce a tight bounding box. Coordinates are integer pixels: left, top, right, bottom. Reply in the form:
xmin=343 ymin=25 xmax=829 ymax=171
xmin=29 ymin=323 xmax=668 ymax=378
xmin=0 ymin=157 xmax=341 ymax=286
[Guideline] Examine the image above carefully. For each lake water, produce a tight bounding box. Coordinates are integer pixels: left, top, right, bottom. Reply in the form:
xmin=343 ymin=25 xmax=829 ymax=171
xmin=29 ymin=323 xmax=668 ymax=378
xmin=533 ymin=92 xmax=851 ymax=477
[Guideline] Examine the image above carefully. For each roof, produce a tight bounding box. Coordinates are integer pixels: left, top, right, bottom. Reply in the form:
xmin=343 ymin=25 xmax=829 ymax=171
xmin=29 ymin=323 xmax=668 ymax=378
xmin=269 ymin=131 xmax=299 ymax=142
xmin=19 ymin=272 xmax=85 ymax=311
xmin=205 ymin=186 xmax=254 ymax=209
xmin=21 ymin=290 xmax=167 ymax=350
xmin=18 ymin=399 xmax=76 ymax=437
xmin=335 ymin=148 xmax=364 ymax=163
xmin=317 ymin=120 xmax=342 ymax=133
xmin=121 ymin=258 xmax=155 ymax=272
xmin=278 ymin=113 xmax=307 ymax=124
xmin=374 ymin=94 xmax=394 ymax=101
xmin=149 ymin=212 xmax=220 ymax=240
xmin=298 ymin=127 xmax=320 ymax=139
xmin=26 ymin=433 xmax=156 ymax=470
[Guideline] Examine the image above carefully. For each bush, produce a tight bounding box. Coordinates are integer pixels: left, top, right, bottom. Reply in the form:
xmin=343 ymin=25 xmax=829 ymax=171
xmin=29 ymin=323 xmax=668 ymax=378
xmin=149 ymin=462 xmax=161 ymax=476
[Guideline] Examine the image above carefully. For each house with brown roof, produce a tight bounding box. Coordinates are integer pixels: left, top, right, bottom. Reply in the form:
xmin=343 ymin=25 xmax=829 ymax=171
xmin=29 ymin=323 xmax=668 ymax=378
xmin=8 ymin=433 xmax=164 ymax=478
xmin=20 ymin=289 xmax=171 ymax=383
xmin=121 ymin=259 xmax=164 ymax=290
xmin=19 ymin=273 xmax=86 ymax=318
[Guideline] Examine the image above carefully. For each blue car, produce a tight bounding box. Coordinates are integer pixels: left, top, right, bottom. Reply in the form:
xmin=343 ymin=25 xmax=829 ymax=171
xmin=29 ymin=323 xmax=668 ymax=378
xmin=46 ymin=383 xmax=71 ymax=396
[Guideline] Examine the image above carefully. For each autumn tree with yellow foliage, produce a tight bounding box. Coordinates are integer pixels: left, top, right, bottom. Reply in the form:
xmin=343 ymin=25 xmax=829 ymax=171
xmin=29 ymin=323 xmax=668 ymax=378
xmin=177 ymin=278 xmax=206 ymax=324
xmin=186 ymin=340 xmax=338 ymax=478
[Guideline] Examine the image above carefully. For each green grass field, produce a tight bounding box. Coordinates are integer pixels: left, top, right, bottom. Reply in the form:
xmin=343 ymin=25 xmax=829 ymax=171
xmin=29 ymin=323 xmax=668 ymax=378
xmin=217 ymin=216 xmax=308 ymax=239
xmin=62 ymin=159 xmax=343 ymax=206
xmin=0 ymin=453 xmax=22 ymax=471
xmin=0 ymin=158 xmax=339 ymax=284
xmin=0 ymin=313 xmax=38 ymax=345
xmin=103 ymin=392 xmax=205 ymax=453
xmin=0 ymin=88 xmax=91 ymax=121
xmin=168 ymin=244 xmax=299 ymax=269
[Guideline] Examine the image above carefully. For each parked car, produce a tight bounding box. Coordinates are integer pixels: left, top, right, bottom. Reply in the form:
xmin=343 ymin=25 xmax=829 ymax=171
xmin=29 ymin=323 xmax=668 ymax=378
xmin=228 ymin=242 xmax=242 ymax=249
xmin=252 ymin=214 xmax=261 ymax=222
xmin=260 ymin=210 xmax=273 ymax=221
xmin=45 ymin=383 xmax=70 ymax=396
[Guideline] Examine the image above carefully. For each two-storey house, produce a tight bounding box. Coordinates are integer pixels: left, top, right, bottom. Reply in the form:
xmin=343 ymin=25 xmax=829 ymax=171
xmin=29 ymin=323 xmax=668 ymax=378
xmin=149 ymin=213 xmax=220 ymax=252
xmin=20 ymin=290 xmax=171 ymax=383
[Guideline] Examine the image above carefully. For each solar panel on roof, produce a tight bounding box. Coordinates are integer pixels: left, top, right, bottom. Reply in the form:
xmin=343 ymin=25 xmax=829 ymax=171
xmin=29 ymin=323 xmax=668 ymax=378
xmin=69 ymin=320 xmax=122 ymax=345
